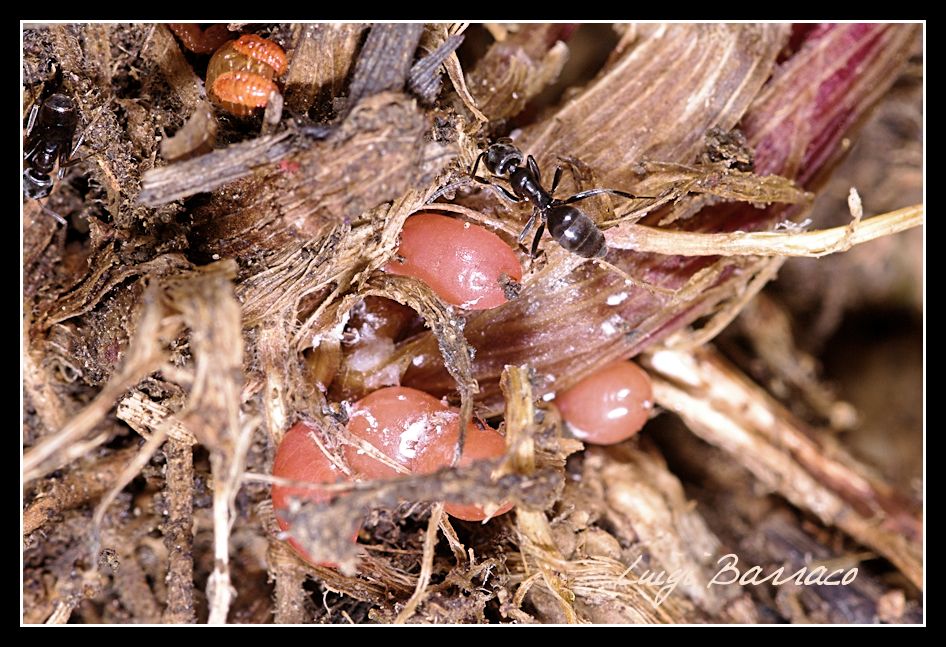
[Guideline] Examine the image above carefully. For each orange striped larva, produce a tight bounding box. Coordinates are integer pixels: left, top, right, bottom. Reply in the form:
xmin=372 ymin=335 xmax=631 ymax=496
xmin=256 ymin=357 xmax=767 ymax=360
xmin=228 ymin=34 xmax=287 ymax=76
xmin=206 ymin=34 xmax=287 ymax=117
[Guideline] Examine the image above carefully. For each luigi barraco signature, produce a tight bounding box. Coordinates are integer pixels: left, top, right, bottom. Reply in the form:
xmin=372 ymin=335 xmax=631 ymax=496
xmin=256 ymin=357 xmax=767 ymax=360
xmin=627 ymin=553 xmax=859 ymax=608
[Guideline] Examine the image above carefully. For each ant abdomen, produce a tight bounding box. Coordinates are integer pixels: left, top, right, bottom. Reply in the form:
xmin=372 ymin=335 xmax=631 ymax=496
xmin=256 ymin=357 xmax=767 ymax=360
xmin=546 ymin=205 xmax=607 ymax=258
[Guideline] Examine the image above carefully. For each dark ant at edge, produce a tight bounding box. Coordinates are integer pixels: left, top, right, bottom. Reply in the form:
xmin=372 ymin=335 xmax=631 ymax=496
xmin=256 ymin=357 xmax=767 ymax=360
xmin=470 ymin=139 xmax=648 ymax=259
xmin=23 ymin=62 xmax=82 ymax=204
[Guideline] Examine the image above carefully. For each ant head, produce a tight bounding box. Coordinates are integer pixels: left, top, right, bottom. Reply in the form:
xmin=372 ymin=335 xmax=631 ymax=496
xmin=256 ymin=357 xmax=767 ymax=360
xmin=24 ymin=168 xmax=53 ymax=199
xmin=486 ymin=142 xmax=523 ymax=176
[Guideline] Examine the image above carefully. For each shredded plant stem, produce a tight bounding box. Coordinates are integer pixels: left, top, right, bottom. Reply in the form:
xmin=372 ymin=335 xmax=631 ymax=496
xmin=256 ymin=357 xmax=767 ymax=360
xmin=45 ymin=601 xmax=73 ymax=624
xmin=23 ymin=446 xmax=139 ymax=536
xmin=443 ymin=51 xmax=487 ymax=123
xmin=412 ymin=201 xmax=521 ymax=238
xmin=501 ymin=366 xmax=578 ymax=624
xmin=23 ymin=286 xmax=179 ymax=482
xmin=116 ymin=391 xmax=198 ymax=445
xmin=91 ymin=424 xmax=168 ymax=548
xmin=162 ymin=438 xmax=197 ymax=623
xmin=668 ymin=257 xmax=784 ymax=352
xmin=606 ymin=204 xmax=923 ymax=257
xmin=208 ymin=420 xmax=255 ymax=624
xmin=644 ymin=347 xmax=922 ymax=590
xmin=269 ymin=541 xmax=308 ymax=624
xmin=394 ymin=502 xmax=444 ymax=623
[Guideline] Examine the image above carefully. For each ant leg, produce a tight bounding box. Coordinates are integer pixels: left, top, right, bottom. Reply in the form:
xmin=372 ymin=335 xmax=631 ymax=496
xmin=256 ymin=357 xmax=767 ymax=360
xmin=56 ymin=136 xmax=77 ymax=179
xmin=589 ymin=258 xmax=677 ymax=298
xmin=56 ymin=102 xmax=110 ymax=177
xmin=24 ymin=90 xmax=42 ymax=160
xmin=559 ymin=187 xmax=655 ymax=206
xmin=57 ymin=134 xmax=87 ymax=179
xmin=517 ymin=207 xmax=539 ymax=245
xmin=490 ymin=183 xmax=522 ymax=203
xmin=25 ymin=138 xmax=41 ymax=161
xmin=39 ymin=199 xmax=67 ymax=226
xmin=527 ymin=155 xmax=542 ymax=185
xmin=26 ymin=103 xmax=39 ymax=136
xmin=68 ymin=130 xmax=86 ymax=160
xmin=58 ymin=149 xmax=102 ymax=177
xmin=471 ymin=150 xmax=522 ymax=202
xmin=529 ymin=221 xmax=546 ymax=259
xmin=61 ymin=100 xmax=109 ymax=165
xmin=549 ymin=166 xmax=563 ymax=196
xmin=43 ymin=207 xmax=68 ymax=226
xmin=472 ymin=174 xmax=522 ymax=203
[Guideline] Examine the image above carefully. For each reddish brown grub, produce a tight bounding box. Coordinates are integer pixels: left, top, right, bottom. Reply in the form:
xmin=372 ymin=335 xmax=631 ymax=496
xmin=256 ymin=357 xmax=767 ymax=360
xmin=167 ymin=23 xmax=232 ymax=55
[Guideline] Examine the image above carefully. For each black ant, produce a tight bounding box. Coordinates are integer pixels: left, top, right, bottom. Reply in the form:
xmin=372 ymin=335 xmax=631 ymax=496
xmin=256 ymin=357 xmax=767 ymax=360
xmin=470 ymin=139 xmax=646 ymax=259
xmin=23 ymin=62 xmax=83 ymax=203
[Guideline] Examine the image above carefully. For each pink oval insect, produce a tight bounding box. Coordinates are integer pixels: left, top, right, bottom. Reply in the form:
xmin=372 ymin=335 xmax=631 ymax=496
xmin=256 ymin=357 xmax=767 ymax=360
xmin=384 ymin=213 xmax=523 ymax=310
xmin=555 ymin=360 xmax=654 ymax=445
xmin=346 ymin=386 xmax=513 ymax=521
xmin=271 ymin=420 xmax=355 ymax=567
